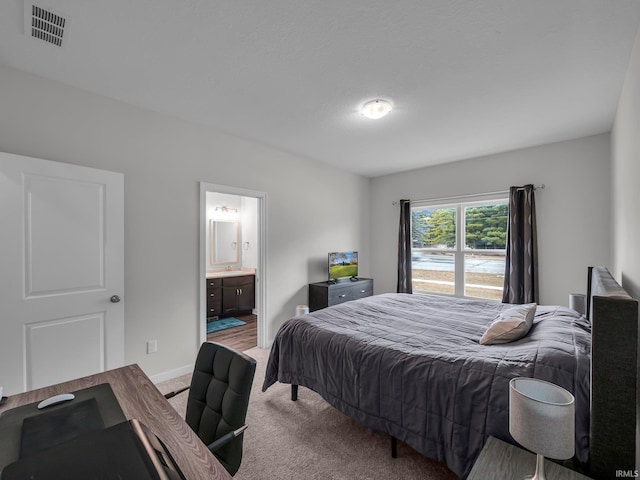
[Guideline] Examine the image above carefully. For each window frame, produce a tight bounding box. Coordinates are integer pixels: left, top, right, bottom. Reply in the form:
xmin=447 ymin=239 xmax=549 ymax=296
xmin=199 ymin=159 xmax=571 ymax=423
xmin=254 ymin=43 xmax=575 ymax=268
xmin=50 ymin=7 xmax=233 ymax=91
xmin=411 ymin=195 xmax=508 ymax=300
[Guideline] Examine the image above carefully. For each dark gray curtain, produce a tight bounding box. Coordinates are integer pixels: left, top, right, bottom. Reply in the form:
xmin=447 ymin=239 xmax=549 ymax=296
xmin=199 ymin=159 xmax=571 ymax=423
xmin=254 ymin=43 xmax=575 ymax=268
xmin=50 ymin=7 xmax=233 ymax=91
xmin=397 ymin=199 xmax=412 ymax=294
xmin=502 ymin=185 xmax=538 ymax=304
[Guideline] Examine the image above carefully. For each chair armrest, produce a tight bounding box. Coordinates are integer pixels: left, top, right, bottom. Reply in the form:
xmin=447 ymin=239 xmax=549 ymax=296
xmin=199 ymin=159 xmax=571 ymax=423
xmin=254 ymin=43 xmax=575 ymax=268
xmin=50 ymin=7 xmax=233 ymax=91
xmin=207 ymin=425 xmax=248 ymax=453
xmin=163 ymin=386 xmax=190 ymax=399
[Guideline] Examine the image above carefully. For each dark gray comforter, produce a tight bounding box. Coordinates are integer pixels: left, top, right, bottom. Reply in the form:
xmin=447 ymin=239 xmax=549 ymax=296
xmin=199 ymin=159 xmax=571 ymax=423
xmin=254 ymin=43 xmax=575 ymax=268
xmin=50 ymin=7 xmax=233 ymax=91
xmin=262 ymin=293 xmax=591 ymax=478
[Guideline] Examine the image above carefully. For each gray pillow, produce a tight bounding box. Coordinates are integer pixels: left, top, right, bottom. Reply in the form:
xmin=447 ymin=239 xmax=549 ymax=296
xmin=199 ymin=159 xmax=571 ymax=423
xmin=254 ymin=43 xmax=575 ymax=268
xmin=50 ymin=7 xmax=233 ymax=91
xmin=480 ymin=303 xmax=537 ymax=345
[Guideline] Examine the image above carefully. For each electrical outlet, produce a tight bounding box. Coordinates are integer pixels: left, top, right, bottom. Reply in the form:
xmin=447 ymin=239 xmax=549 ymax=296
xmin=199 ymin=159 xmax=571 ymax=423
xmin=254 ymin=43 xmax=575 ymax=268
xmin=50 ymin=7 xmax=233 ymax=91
xmin=147 ymin=340 xmax=158 ymax=354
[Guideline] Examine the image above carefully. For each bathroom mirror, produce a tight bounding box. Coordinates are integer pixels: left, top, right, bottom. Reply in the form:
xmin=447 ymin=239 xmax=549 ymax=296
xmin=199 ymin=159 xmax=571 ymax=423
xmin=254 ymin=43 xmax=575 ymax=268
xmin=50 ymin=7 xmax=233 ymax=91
xmin=210 ymin=220 xmax=240 ymax=265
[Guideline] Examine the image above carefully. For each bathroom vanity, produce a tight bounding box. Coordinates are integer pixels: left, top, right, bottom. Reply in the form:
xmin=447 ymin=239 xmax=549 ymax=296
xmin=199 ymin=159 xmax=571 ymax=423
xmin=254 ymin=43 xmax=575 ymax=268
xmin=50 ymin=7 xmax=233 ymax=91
xmin=206 ymin=270 xmax=255 ymax=319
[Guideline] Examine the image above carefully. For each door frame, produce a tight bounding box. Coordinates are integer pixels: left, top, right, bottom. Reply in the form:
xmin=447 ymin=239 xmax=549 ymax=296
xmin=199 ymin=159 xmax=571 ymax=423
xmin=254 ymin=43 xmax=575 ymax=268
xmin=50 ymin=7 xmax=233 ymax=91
xmin=199 ymin=182 xmax=268 ymax=348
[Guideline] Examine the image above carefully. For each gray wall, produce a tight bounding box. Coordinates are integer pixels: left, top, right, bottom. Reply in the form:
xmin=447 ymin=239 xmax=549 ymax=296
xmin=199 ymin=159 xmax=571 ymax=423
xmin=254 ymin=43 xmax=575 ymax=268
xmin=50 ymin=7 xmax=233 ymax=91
xmin=0 ymin=64 xmax=371 ymax=378
xmin=370 ymin=134 xmax=611 ymax=306
xmin=1 ymin=53 xmax=631 ymax=380
xmin=612 ymin=25 xmax=640 ymax=300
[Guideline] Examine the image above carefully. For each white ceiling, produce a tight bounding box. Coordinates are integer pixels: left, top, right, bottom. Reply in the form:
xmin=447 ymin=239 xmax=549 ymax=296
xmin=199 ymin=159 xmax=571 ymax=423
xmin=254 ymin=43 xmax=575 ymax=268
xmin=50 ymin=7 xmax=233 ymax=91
xmin=1 ymin=1 xmax=640 ymax=178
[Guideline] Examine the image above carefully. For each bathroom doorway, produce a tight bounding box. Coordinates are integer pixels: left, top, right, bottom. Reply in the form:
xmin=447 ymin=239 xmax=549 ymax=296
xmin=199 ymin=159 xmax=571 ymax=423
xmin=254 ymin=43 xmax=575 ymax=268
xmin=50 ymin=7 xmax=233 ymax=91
xmin=199 ymin=183 xmax=267 ymax=350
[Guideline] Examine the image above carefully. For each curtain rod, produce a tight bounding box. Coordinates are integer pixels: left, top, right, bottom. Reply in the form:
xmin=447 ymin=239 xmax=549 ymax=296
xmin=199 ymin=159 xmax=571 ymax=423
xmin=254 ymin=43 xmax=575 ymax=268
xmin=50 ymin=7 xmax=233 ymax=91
xmin=392 ymin=184 xmax=545 ymax=206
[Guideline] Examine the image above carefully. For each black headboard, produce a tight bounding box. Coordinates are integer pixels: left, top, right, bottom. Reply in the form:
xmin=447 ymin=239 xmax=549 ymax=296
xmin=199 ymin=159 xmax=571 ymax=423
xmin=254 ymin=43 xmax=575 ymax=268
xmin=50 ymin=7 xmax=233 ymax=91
xmin=587 ymin=266 xmax=639 ymax=479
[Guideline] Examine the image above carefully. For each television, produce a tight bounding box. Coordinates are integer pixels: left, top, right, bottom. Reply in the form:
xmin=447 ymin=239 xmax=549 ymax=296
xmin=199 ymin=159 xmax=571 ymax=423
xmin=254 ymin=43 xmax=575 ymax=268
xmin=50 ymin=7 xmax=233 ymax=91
xmin=328 ymin=251 xmax=358 ymax=281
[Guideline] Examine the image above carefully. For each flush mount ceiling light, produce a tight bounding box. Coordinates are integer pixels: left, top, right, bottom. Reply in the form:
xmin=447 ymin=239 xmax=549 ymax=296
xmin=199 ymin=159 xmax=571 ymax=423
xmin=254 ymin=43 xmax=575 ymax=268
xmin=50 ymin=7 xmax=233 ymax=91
xmin=361 ymin=99 xmax=392 ymax=120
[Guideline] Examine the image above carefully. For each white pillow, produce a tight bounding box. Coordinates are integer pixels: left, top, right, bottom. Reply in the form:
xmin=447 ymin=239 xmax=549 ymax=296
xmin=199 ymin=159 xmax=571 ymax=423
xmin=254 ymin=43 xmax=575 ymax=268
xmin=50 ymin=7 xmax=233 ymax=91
xmin=479 ymin=303 xmax=537 ymax=345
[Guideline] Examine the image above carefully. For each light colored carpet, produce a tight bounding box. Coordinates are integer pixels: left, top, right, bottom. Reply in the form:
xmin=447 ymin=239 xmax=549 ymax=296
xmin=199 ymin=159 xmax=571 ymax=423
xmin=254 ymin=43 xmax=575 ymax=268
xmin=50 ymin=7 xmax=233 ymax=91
xmin=157 ymin=347 xmax=457 ymax=480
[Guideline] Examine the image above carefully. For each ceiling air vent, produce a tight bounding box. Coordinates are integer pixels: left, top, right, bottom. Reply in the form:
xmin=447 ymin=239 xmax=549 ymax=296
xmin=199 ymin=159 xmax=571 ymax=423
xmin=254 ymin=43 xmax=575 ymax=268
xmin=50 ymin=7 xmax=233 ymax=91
xmin=24 ymin=2 xmax=68 ymax=47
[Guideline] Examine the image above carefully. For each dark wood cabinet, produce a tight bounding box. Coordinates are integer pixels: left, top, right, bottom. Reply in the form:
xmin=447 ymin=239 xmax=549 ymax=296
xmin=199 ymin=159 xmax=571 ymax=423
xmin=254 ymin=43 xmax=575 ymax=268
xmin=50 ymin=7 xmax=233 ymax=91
xmin=222 ymin=275 xmax=255 ymax=316
xmin=206 ymin=278 xmax=222 ymax=319
xmin=207 ymin=274 xmax=255 ymax=319
xmin=308 ymin=278 xmax=373 ymax=312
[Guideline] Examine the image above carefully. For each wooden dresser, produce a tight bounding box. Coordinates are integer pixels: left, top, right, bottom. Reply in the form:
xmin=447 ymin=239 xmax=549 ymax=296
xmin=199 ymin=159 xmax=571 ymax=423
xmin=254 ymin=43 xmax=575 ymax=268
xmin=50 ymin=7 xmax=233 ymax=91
xmin=308 ymin=278 xmax=373 ymax=312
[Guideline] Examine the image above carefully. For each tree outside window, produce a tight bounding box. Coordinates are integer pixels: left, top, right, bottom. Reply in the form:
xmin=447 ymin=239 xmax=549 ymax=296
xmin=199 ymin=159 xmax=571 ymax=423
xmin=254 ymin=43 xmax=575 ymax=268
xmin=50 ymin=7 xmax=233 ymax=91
xmin=411 ymin=200 xmax=507 ymax=300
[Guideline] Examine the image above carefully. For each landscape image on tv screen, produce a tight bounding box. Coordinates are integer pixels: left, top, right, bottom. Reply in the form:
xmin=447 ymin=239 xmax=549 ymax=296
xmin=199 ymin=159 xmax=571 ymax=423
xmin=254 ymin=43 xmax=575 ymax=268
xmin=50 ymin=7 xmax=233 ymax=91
xmin=329 ymin=251 xmax=358 ymax=279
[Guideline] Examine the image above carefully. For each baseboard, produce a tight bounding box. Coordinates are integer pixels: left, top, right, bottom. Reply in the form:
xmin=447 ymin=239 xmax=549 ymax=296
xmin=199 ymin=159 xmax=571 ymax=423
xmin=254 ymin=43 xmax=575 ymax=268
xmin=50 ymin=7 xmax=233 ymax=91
xmin=149 ymin=363 xmax=194 ymax=384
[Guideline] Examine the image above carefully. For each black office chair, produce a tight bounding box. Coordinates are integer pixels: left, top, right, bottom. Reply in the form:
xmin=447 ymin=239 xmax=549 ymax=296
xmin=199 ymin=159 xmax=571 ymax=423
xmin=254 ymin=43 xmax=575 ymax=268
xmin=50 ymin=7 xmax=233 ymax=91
xmin=165 ymin=342 xmax=256 ymax=476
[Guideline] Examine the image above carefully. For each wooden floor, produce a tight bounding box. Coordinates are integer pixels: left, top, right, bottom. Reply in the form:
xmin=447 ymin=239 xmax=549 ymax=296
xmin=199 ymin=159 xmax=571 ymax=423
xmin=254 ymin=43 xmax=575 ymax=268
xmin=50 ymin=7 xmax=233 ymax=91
xmin=206 ymin=313 xmax=257 ymax=352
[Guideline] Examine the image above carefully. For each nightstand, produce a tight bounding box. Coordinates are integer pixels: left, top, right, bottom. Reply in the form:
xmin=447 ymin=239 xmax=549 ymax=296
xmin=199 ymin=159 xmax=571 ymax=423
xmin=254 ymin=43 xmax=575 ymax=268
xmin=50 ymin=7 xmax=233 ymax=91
xmin=467 ymin=437 xmax=593 ymax=480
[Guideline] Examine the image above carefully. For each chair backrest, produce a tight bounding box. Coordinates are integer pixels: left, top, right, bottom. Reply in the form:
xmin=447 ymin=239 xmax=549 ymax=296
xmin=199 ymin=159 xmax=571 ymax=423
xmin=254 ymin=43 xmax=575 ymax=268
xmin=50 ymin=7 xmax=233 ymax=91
xmin=185 ymin=342 xmax=256 ymax=476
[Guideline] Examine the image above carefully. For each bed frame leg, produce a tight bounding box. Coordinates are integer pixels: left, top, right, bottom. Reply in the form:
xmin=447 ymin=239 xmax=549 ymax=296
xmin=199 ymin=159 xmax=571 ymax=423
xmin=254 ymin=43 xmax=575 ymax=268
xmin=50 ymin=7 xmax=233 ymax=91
xmin=391 ymin=436 xmax=397 ymax=458
xmin=291 ymin=384 xmax=298 ymax=401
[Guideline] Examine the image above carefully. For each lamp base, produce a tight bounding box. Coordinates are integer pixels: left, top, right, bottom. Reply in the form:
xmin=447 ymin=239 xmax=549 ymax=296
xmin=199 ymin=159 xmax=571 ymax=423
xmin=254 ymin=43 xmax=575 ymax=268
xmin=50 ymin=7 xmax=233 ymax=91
xmin=523 ymin=454 xmax=547 ymax=480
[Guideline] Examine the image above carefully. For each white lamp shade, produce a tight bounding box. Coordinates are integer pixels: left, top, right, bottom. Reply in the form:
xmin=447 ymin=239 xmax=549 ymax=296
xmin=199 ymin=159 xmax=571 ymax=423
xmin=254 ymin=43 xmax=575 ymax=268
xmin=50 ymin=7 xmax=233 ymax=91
xmin=509 ymin=377 xmax=575 ymax=460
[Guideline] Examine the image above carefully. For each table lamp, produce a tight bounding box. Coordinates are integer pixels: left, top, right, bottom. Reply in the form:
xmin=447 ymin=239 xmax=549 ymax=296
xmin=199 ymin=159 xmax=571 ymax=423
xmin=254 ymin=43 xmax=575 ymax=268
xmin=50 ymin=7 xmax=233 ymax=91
xmin=509 ymin=377 xmax=575 ymax=480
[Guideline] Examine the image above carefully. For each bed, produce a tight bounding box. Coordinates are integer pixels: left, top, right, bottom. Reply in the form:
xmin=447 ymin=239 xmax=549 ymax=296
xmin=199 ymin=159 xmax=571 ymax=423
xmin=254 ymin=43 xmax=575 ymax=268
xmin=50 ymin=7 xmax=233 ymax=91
xmin=262 ymin=267 xmax=638 ymax=479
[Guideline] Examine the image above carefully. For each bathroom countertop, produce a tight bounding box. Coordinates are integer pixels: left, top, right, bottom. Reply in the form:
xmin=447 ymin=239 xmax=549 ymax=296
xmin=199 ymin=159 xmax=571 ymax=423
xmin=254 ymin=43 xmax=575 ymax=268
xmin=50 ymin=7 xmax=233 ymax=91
xmin=206 ymin=268 xmax=256 ymax=279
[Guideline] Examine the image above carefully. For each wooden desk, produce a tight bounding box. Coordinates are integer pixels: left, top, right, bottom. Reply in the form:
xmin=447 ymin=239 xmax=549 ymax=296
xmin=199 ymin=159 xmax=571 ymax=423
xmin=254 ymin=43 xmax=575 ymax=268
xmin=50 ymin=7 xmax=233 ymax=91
xmin=0 ymin=364 xmax=232 ymax=480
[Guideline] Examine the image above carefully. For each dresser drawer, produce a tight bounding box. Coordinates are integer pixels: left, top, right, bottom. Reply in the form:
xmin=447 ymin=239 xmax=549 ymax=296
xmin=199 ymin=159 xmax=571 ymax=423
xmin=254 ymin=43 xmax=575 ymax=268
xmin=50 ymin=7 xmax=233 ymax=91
xmin=222 ymin=275 xmax=254 ymax=287
xmin=206 ymin=278 xmax=223 ymax=289
xmin=354 ymin=284 xmax=373 ymax=299
xmin=329 ymin=286 xmax=354 ymax=305
xmin=206 ymin=304 xmax=222 ymax=317
xmin=206 ymin=285 xmax=222 ymax=318
xmin=207 ymin=284 xmax=221 ymax=301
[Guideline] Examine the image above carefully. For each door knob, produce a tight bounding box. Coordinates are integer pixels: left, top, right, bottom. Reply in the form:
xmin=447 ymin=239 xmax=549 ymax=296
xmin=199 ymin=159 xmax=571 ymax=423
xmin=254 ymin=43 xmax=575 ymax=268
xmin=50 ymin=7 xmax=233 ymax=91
xmin=110 ymin=295 xmax=121 ymax=303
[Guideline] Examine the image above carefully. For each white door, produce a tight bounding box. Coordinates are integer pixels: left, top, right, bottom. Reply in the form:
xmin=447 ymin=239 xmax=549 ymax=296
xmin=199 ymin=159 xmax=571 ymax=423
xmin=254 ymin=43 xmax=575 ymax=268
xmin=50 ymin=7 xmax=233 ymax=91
xmin=0 ymin=152 xmax=124 ymax=395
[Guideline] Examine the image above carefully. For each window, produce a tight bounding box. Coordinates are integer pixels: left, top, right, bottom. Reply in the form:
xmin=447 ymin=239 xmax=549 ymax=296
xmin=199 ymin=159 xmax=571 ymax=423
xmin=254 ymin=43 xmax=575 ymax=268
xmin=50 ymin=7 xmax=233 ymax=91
xmin=411 ymin=198 xmax=508 ymax=300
